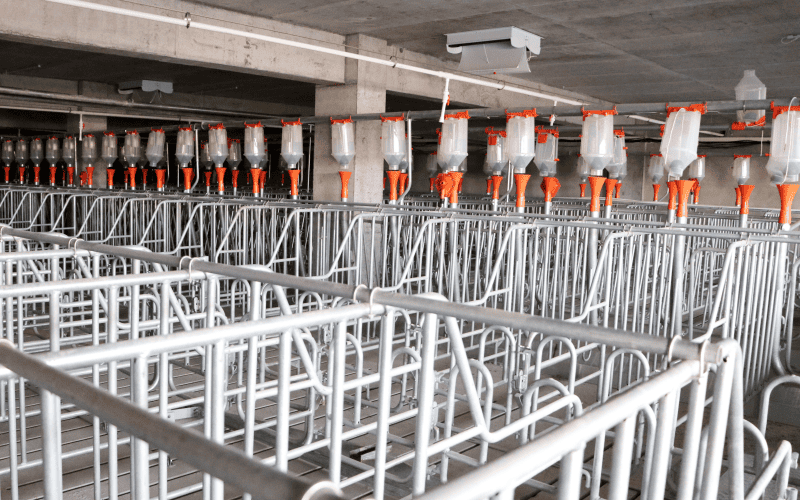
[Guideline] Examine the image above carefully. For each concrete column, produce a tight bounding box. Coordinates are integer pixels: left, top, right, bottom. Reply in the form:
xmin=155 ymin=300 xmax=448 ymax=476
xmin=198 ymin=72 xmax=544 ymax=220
xmin=67 ymin=114 xmax=108 ymax=187
xmin=313 ymin=35 xmax=387 ymax=204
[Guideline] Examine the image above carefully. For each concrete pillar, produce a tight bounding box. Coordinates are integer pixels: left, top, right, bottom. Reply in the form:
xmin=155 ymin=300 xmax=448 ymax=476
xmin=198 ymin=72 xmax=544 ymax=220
xmin=67 ymin=114 xmax=108 ymax=187
xmin=313 ymin=35 xmax=387 ymax=204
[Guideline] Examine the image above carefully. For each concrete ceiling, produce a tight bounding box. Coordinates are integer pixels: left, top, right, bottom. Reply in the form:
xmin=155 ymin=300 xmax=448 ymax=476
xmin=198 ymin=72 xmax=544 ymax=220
xmin=184 ymin=0 xmax=800 ymax=103
xmin=0 ymin=40 xmax=317 ymax=107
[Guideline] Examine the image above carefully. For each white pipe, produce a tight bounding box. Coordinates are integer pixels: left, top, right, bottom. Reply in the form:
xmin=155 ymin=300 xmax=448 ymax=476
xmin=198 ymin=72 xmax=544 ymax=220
xmin=45 ymin=0 xmax=585 ymax=107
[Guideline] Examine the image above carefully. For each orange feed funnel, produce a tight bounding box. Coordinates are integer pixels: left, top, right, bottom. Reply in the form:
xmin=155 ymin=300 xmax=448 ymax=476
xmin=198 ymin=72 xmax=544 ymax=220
xmin=204 ymin=171 xmax=212 ymax=187
xmin=231 ymin=170 xmax=240 ymax=189
xmin=588 ymin=176 xmax=605 ymax=212
xmin=778 ymin=184 xmax=799 ymax=225
xmin=614 ymin=182 xmax=621 ymax=198
xmin=491 ymin=175 xmax=503 ymax=200
xmin=735 ymin=186 xmax=741 ymax=206
xmin=182 ymin=168 xmax=193 ymax=191
xmin=155 ymin=169 xmax=166 ymax=190
xmin=339 ymin=171 xmax=352 ymax=199
xmin=386 ymin=170 xmax=400 ymax=201
xmin=675 ymin=179 xmax=694 ymax=218
xmin=653 ymin=184 xmax=661 ymax=201
xmin=398 ymin=173 xmax=408 ymax=195
xmin=437 ymin=174 xmax=453 ymax=200
xmin=33 ymin=166 xmax=40 ymax=184
xmin=107 ymin=169 xmax=115 ymax=188
xmin=738 ymin=185 xmax=754 ymax=215
xmin=67 ymin=166 xmax=74 ymax=186
xmin=514 ymin=173 xmax=531 ymax=208
xmin=127 ymin=167 xmax=137 ymax=188
xmin=541 ymin=177 xmax=561 ymax=203
xmin=579 ymin=183 xmax=586 ymax=197
xmin=49 ymin=167 xmax=57 ymax=185
xmin=604 ymin=179 xmax=617 ymax=207
xmin=691 ymin=179 xmax=701 ymax=204
xmin=86 ymin=166 xmax=94 ymax=187
xmin=667 ymin=181 xmax=678 ymax=211
xmin=449 ymin=172 xmax=464 ymax=204
xmin=288 ymin=169 xmax=300 ymax=197
xmin=216 ymin=167 xmax=227 ymax=192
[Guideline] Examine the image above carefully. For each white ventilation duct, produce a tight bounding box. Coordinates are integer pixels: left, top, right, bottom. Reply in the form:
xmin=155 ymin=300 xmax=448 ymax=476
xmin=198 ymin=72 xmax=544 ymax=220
xmin=446 ymin=27 xmax=541 ymax=75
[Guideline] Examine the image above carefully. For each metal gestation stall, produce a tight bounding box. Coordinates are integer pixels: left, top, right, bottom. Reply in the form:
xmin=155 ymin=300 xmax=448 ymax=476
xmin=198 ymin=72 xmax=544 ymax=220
xmin=0 ymin=98 xmax=794 ymax=500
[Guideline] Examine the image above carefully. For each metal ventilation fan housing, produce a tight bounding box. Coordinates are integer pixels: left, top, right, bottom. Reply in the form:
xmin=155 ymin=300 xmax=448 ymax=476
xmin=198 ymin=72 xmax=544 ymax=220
xmin=446 ymin=27 xmax=541 ymax=75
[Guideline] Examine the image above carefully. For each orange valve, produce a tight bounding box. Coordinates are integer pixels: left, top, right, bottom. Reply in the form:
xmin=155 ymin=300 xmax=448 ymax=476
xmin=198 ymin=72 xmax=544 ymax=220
xmin=67 ymin=166 xmax=74 ymax=186
xmin=653 ymin=184 xmax=661 ymax=201
xmin=579 ymin=183 xmax=587 ymax=197
xmin=588 ymin=176 xmax=605 ymax=212
xmin=614 ymin=182 xmax=622 ymax=198
xmin=127 ymin=167 xmax=137 ymax=188
xmin=491 ymin=175 xmax=503 ymax=200
xmin=18 ymin=166 xmax=25 ymax=184
xmin=386 ymin=170 xmax=401 ymax=201
xmin=541 ymin=177 xmax=561 ymax=202
xmin=604 ymin=179 xmax=617 ymax=207
xmin=738 ymin=185 xmax=754 ymax=215
xmin=216 ymin=167 xmax=227 ymax=193
xmin=3 ymin=167 xmax=9 ymax=183
xmin=288 ymin=169 xmax=301 ymax=197
xmin=667 ymin=181 xmax=678 ymax=211
xmin=155 ymin=169 xmax=166 ymax=190
xmin=339 ymin=171 xmax=352 ymax=199
xmin=449 ymin=172 xmax=464 ymax=205
xmin=691 ymin=178 xmax=701 ymax=204
xmin=49 ymin=166 xmax=57 ymax=186
xmin=86 ymin=166 xmax=95 ymax=188
xmin=675 ymin=180 xmax=695 ymax=218
xmin=778 ymin=184 xmax=799 ymax=225
xmin=734 ymin=186 xmax=741 ymax=206
xmin=107 ymin=168 xmax=115 ymax=188
xmin=514 ymin=173 xmax=531 ymax=209
xmin=231 ymin=170 xmax=240 ymax=190
xmin=33 ymin=166 xmax=40 ymax=185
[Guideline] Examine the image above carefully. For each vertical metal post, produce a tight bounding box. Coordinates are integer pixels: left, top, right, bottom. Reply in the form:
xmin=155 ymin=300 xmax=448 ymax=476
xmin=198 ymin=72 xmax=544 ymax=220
xmin=106 ymin=285 xmax=120 ymax=500
xmin=558 ymin=445 xmax=586 ymax=500
xmin=40 ymin=389 xmax=63 ymax=500
xmin=132 ymin=354 xmax=150 ymax=500
xmin=647 ymin=389 xmax=678 ymax=500
xmin=328 ymin=320 xmax=346 ymax=485
xmin=242 ymin=280 xmax=261 ymax=500
xmin=412 ymin=312 xmax=438 ymax=496
xmin=373 ymin=307 xmax=395 ymax=500
xmin=607 ymin=416 xmax=636 ymax=500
